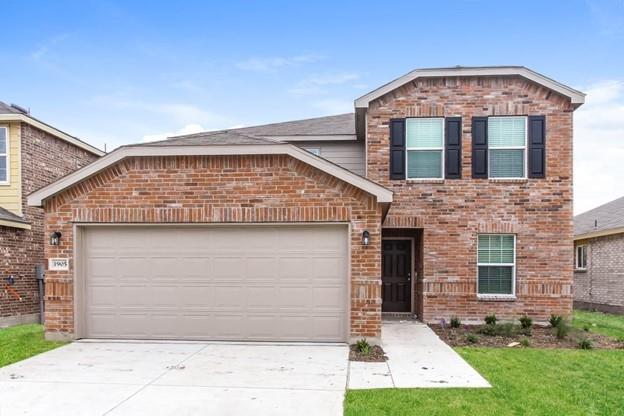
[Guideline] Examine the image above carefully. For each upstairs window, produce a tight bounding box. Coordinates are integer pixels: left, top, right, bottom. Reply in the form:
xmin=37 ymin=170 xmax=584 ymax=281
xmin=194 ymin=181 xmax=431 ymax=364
xmin=406 ymin=118 xmax=444 ymax=179
xmin=477 ymin=234 xmax=515 ymax=296
xmin=575 ymin=245 xmax=587 ymax=270
xmin=488 ymin=116 xmax=526 ymax=179
xmin=0 ymin=127 xmax=7 ymax=184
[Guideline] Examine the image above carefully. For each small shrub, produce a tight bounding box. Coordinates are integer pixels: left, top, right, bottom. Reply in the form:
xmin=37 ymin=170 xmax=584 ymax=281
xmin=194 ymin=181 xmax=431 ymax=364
xmin=467 ymin=334 xmax=479 ymax=344
xmin=501 ymin=323 xmax=515 ymax=337
xmin=519 ymin=326 xmax=533 ymax=336
xmin=440 ymin=318 xmax=447 ymax=328
xmin=549 ymin=315 xmax=564 ymax=328
xmin=479 ymin=324 xmax=498 ymax=336
xmin=519 ymin=315 xmax=533 ymax=329
xmin=555 ymin=321 xmax=570 ymax=339
xmin=484 ymin=314 xmax=497 ymax=325
xmin=450 ymin=316 xmax=461 ymax=328
xmin=355 ymin=338 xmax=371 ymax=355
xmin=578 ymin=338 xmax=593 ymax=350
xmin=583 ymin=325 xmax=591 ymax=332
xmin=520 ymin=337 xmax=530 ymax=347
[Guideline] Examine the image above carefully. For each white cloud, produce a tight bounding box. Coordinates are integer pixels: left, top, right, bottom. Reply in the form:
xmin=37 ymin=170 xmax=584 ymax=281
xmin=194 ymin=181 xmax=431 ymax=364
xmin=289 ymin=72 xmax=360 ymax=96
xmin=142 ymin=123 xmax=205 ymax=142
xmin=236 ymin=54 xmax=325 ymax=72
xmin=574 ymin=80 xmax=624 ymax=214
xmin=312 ymin=99 xmax=353 ymax=114
xmin=31 ymin=33 xmax=70 ymax=61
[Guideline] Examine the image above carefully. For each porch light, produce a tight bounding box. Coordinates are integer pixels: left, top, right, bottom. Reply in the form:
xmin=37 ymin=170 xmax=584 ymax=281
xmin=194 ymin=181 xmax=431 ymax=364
xmin=50 ymin=231 xmax=62 ymax=246
xmin=362 ymin=230 xmax=370 ymax=246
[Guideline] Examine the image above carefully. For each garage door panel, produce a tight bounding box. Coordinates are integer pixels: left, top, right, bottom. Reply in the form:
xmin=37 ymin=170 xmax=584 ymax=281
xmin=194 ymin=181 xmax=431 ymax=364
xmin=83 ymin=225 xmax=348 ymax=341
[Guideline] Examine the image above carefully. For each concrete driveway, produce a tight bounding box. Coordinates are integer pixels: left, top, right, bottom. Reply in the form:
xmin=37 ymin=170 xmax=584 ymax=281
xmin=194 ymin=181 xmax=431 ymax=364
xmin=0 ymin=341 xmax=348 ymax=416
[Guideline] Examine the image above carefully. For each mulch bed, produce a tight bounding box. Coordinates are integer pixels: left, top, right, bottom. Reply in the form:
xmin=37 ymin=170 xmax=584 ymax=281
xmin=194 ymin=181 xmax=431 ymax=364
xmin=431 ymin=324 xmax=624 ymax=349
xmin=349 ymin=344 xmax=387 ymax=362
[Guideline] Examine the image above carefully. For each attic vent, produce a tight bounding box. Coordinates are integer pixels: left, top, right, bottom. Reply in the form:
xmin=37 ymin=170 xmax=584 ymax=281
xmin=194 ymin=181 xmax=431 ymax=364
xmin=10 ymin=103 xmax=29 ymax=114
xmin=594 ymin=219 xmax=598 ymax=229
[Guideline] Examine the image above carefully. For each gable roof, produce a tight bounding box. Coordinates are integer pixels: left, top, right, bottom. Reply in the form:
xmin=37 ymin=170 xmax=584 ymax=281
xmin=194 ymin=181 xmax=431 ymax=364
xmin=575 ymin=196 xmax=624 ymax=239
xmin=355 ymin=66 xmax=586 ymax=109
xmin=28 ymin=135 xmax=393 ymax=207
xmin=171 ymin=113 xmax=356 ymax=142
xmin=0 ymin=101 xmax=104 ymax=156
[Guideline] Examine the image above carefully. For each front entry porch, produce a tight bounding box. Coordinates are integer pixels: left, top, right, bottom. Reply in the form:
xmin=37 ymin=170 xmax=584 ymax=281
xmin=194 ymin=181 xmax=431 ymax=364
xmin=381 ymin=228 xmax=423 ymax=318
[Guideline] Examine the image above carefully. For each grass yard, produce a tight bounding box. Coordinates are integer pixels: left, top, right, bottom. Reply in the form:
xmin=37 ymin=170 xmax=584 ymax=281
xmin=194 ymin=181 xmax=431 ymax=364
xmin=345 ymin=348 xmax=624 ymax=416
xmin=573 ymin=310 xmax=624 ymax=340
xmin=0 ymin=324 xmax=67 ymax=367
xmin=346 ymin=311 xmax=624 ymax=416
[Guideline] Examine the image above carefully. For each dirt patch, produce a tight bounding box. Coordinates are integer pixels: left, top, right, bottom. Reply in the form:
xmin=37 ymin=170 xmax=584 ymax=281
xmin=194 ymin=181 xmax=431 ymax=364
xmin=431 ymin=324 xmax=624 ymax=349
xmin=349 ymin=344 xmax=387 ymax=362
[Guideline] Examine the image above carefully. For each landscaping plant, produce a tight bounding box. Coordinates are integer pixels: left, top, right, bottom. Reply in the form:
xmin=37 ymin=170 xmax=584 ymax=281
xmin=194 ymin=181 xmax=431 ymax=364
xmin=578 ymin=338 xmax=593 ymax=350
xmin=549 ymin=315 xmax=564 ymax=328
xmin=355 ymin=338 xmax=371 ymax=356
xmin=519 ymin=315 xmax=533 ymax=329
xmin=450 ymin=316 xmax=461 ymax=328
xmin=485 ymin=314 xmax=497 ymax=325
xmin=466 ymin=334 xmax=479 ymax=344
xmin=555 ymin=321 xmax=570 ymax=339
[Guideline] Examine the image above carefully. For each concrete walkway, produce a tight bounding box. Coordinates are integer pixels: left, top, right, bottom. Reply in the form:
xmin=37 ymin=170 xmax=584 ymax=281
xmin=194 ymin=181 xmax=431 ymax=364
xmin=348 ymin=320 xmax=491 ymax=389
xmin=0 ymin=341 xmax=348 ymax=416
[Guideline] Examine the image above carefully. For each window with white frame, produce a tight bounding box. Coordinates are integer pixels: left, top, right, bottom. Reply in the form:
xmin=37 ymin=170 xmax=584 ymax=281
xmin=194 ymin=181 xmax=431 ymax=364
xmin=488 ymin=116 xmax=526 ymax=178
xmin=575 ymin=245 xmax=587 ymax=270
xmin=406 ymin=118 xmax=444 ymax=179
xmin=477 ymin=234 xmax=515 ymax=296
xmin=0 ymin=127 xmax=8 ymax=184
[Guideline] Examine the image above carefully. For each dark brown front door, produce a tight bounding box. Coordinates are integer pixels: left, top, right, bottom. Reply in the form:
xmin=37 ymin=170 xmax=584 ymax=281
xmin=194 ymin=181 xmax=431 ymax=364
xmin=382 ymin=239 xmax=412 ymax=312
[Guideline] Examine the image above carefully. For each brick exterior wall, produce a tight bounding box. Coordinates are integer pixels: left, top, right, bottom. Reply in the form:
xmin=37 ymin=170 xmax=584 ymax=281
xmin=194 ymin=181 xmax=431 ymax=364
xmin=574 ymin=234 xmax=624 ymax=314
xmin=42 ymin=154 xmax=382 ymax=339
xmin=0 ymin=123 xmax=98 ymax=322
xmin=366 ymin=75 xmax=575 ymax=322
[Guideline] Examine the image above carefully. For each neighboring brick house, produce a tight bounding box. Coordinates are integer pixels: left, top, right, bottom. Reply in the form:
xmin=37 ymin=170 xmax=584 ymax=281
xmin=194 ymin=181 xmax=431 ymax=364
xmin=28 ymin=66 xmax=585 ymax=342
xmin=574 ymin=196 xmax=624 ymax=314
xmin=0 ymin=102 xmax=103 ymax=327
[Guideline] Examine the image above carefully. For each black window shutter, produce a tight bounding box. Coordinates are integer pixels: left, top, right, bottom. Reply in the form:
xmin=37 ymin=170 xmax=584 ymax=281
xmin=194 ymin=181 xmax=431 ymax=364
xmin=528 ymin=115 xmax=546 ymax=178
xmin=445 ymin=117 xmax=462 ymax=179
xmin=472 ymin=117 xmax=488 ymax=178
xmin=389 ymin=118 xmax=406 ymax=180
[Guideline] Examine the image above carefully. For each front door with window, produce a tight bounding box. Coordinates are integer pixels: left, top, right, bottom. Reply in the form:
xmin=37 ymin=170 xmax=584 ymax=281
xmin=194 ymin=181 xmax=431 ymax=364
xmin=382 ymin=240 xmax=412 ymax=312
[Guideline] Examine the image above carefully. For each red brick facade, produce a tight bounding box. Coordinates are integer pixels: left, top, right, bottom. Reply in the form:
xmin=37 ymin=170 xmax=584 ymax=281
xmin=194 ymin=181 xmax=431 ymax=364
xmin=43 ymin=155 xmax=382 ymax=339
xmin=367 ymin=75 xmax=575 ymax=322
xmin=0 ymin=124 xmax=98 ymax=323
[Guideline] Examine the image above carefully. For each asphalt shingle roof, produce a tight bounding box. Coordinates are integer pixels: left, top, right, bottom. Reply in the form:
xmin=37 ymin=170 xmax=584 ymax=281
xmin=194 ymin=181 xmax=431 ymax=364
xmin=137 ymin=130 xmax=281 ymax=147
xmin=0 ymin=207 xmax=28 ymax=224
xmin=171 ymin=113 xmax=355 ymax=140
xmin=0 ymin=102 xmax=27 ymax=114
xmin=575 ymin=195 xmax=624 ymax=236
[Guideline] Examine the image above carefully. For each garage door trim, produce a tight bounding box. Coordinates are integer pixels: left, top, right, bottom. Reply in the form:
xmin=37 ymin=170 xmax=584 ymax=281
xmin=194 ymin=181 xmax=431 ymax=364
xmin=73 ymin=222 xmax=351 ymax=341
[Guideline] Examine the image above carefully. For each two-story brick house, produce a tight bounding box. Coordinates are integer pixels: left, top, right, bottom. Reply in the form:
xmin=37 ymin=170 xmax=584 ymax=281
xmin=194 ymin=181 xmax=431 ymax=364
xmin=0 ymin=102 xmax=103 ymax=327
xmin=28 ymin=66 xmax=584 ymax=342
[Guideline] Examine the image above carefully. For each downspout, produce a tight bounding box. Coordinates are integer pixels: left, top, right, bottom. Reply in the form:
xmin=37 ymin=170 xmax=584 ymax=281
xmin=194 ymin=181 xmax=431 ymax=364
xmin=35 ymin=264 xmax=45 ymax=324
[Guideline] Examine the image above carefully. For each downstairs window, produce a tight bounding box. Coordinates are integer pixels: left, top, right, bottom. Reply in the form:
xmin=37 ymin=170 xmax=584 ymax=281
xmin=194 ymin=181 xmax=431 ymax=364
xmin=477 ymin=234 xmax=515 ymax=296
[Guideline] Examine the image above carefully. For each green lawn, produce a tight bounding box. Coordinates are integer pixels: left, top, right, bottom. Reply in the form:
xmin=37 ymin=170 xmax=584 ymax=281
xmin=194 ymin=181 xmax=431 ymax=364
xmin=0 ymin=324 xmax=67 ymax=367
xmin=345 ymin=348 xmax=624 ymax=416
xmin=572 ymin=310 xmax=624 ymax=340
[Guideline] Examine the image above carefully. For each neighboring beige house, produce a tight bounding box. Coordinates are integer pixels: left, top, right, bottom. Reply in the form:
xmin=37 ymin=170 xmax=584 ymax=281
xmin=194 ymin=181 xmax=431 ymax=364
xmin=574 ymin=196 xmax=624 ymax=314
xmin=0 ymin=102 xmax=103 ymax=327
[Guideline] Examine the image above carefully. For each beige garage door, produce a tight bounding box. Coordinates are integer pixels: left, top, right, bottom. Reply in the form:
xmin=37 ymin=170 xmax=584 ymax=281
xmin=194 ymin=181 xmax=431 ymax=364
xmin=81 ymin=225 xmax=348 ymax=342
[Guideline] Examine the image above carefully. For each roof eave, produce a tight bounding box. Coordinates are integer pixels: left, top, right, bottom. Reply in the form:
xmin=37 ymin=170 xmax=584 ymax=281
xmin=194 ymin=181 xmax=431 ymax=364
xmin=0 ymin=114 xmax=105 ymax=156
xmin=354 ymin=66 xmax=585 ymax=109
xmin=574 ymin=227 xmax=624 ymax=241
xmin=28 ymin=143 xmax=393 ymax=206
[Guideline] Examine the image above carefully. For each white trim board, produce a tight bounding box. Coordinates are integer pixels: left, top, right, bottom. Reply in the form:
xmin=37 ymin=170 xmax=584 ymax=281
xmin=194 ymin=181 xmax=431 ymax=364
xmin=355 ymin=66 xmax=585 ymax=109
xmin=28 ymin=143 xmax=394 ymax=206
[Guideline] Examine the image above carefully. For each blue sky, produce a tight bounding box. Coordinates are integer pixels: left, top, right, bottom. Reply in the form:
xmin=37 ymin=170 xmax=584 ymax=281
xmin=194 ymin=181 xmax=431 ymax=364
xmin=1 ymin=0 xmax=623 ymax=213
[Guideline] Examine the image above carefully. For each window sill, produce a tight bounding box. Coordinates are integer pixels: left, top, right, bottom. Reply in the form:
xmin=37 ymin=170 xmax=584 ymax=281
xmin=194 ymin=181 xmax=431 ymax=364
xmin=488 ymin=178 xmax=528 ymax=183
xmin=406 ymin=179 xmax=445 ymax=184
xmin=574 ymin=268 xmax=588 ymax=273
xmin=477 ymin=294 xmax=517 ymax=302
